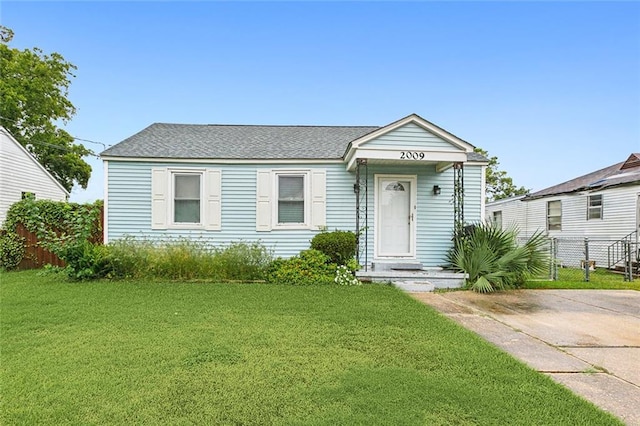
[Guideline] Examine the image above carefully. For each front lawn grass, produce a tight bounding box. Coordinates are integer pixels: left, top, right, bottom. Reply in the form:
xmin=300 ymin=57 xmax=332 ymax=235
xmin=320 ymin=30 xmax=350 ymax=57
xmin=1 ymin=270 xmax=621 ymax=425
xmin=526 ymin=268 xmax=640 ymax=290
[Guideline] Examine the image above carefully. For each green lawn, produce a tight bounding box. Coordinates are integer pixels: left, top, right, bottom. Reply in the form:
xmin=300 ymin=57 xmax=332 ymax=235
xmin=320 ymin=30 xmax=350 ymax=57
xmin=1 ymin=270 xmax=621 ymax=425
xmin=526 ymin=268 xmax=640 ymax=290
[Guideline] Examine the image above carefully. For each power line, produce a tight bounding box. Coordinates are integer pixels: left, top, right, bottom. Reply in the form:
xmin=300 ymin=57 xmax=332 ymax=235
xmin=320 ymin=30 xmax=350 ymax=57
xmin=0 ymin=115 xmax=111 ymax=150
xmin=0 ymin=128 xmax=100 ymax=158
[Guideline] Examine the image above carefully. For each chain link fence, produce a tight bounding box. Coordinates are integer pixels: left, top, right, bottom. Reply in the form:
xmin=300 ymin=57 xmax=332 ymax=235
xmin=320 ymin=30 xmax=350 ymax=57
xmin=518 ymin=237 xmax=638 ymax=282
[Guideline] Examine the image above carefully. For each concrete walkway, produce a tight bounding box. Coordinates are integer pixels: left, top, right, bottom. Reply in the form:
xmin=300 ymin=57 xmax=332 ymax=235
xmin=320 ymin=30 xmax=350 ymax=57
xmin=410 ymin=290 xmax=640 ymax=425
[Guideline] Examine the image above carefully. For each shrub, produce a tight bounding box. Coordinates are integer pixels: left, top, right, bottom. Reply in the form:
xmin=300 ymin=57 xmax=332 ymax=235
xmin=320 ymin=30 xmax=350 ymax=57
xmin=84 ymin=239 xmax=273 ymax=282
xmin=150 ymin=239 xmax=212 ymax=280
xmin=0 ymin=231 xmax=25 ymax=270
xmin=104 ymin=238 xmax=155 ymax=279
xmin=268 ymin=249 xmax=335 ymax=285
xmin=447 ymin=222 xmax=548 ymax=293
xmin=211 ymin=241 xmax=273 ymax=281
xmin=58 ymin=240 xmax=111 ymax=281
xmin=310 ymin=230 xmax=357 ymax=264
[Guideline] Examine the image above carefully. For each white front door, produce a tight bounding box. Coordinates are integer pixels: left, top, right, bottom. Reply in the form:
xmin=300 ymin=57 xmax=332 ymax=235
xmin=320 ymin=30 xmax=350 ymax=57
xmin=376 ymin=175 xmax=416 ymax=258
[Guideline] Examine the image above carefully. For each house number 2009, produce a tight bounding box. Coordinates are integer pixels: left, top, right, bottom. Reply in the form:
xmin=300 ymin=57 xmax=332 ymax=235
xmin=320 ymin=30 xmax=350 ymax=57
xmin=400 ymin=151 xmax=425 ymax=160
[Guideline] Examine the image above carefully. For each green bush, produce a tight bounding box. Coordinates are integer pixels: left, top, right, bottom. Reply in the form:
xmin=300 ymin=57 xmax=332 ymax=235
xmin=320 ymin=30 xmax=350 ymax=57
xmin=268 ymin=249 xmax=335 ymax=285
xmin=83 ymin=239 xmax=273 ymax=282
xmin=150 ymin=240 xmax=213 ymax=280
xmin=211 ymin=241 xmax=273 ymax=281
xmin=0 ymin=231 xmax=25 ymax=270
xmin=447 ymin=222 xmax=548 ymax=293
xmin=58 ymin=240 xmax=111 ymax=281
xmin=310 ymin=230 xmax=357 ymax=264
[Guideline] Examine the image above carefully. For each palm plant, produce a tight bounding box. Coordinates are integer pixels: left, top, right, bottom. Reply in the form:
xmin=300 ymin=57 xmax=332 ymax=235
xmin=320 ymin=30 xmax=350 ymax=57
xmin=447 ymin=223 xmax=548 ymax=293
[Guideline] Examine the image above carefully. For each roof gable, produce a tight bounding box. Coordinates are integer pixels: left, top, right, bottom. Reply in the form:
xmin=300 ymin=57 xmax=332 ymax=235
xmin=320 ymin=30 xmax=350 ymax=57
xmin=349 ymin=113 xmax=475 ymax=152
xmin=525 ymin=153 xmax=640 ymax=200
xmin=621 ymin=153 xmax=640 ymax=170
xmin=0 ymin=127 xmax=69 ymax=196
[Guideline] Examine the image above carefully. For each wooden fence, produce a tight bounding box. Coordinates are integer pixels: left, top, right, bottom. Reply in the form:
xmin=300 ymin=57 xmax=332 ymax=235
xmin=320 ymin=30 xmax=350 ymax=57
xmin=14 ymin=207 xmax=104 ymax=270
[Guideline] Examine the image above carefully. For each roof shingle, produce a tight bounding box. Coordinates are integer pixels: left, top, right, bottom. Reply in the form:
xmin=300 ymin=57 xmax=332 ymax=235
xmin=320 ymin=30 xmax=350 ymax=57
xmin=101 ymin=124 xmax=380 ymax=160
xmin=525 ymin=153 xmax=640 ymax=200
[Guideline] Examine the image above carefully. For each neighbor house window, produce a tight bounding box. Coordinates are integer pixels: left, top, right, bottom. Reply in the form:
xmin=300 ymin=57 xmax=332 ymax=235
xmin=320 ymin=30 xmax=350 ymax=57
xmin=173 ymin=173 xmax=201 ymax=224
xmin=277 ymin=174 xmax=306 ymax=224
xmin=547 ymin=200 xmax=562 ymax=231
xmin=492 ymin=211 xmax=502 ymax=229
xmin=587 ymin=195 xmax=603 ymax=220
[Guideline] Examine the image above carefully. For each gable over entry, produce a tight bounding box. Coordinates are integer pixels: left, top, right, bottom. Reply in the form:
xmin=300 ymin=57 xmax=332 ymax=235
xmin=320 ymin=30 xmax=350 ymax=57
xmin=344 ymin=115 xmax=481 ymax=270
xmin=344 ymin=114 xmax=475 ymax=172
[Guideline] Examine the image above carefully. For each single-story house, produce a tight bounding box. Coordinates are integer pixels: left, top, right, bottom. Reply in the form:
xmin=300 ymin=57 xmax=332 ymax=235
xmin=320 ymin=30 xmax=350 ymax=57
xmin=101 ymin=114 xmax=488 ymax=269
xmin=0 ymin=126 xmax=69 ymax=226
xmin=486 ymin=153 xmax=640 ymax=268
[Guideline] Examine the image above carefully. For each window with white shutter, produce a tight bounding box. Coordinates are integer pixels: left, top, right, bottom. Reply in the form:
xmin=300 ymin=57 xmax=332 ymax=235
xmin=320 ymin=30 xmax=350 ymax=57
xmin=151 ymin=168 xmax=221 ymax=230
xmin=256 ymin=169 xmax=326 ymax=231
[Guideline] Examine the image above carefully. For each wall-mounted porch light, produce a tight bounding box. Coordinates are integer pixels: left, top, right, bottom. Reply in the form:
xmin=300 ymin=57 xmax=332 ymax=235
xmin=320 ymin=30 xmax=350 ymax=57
xmin=433 ymin=185 xmax=441 ymax=196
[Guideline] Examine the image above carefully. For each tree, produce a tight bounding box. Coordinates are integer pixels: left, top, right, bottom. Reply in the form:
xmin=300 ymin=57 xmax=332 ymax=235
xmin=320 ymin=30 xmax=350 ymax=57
xmin=0 ymin=26 xmax=91 ymax=192
xmin=475 ymin=147 xmax=529 ymax=202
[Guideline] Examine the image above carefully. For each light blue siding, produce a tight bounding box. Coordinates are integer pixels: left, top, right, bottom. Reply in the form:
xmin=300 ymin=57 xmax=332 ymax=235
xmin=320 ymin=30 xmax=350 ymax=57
xmin=107 ymin=162 xmax=355 ymax=258
xmin=357 ymin=165 xmax=462 ymax=267
xmin=107 ymin=161 xmax=483 ymax=265
xmin=462 ymin=165 xmax=483 ymax=223
xmin=363 ymin=122 xmax=458 ymax=151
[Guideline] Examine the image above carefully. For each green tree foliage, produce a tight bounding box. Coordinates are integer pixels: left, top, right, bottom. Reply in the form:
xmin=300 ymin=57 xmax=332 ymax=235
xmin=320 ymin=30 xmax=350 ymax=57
xmin=0 ymin=26 xmax=91 ymax=192
xmin=475 ymin=148 xmax=528 ymax=202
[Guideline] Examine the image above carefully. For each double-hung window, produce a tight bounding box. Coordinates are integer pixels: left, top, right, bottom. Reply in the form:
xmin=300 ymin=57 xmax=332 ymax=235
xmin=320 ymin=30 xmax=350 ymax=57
xmin=173 ymin=173 xmax=201 ymax=224
xmin=547 ymin=200 xmax=562 ymax=231
xmin=587 ymin=195 xmax=603 ymax=220
xmin=255 ymin=169 xmax=326 ymax=231
xmin=277 ymin=174 xmax=306 ymax=225
xmin=492 ymin=211 xmax=502 ymax=229
xmin=151 ymin=168 xmax=221 ymax=230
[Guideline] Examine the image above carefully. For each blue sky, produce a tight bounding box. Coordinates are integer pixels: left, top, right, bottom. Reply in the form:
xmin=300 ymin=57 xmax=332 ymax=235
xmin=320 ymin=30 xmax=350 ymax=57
xmin=2 ymin=1 xmax=639 ymax=202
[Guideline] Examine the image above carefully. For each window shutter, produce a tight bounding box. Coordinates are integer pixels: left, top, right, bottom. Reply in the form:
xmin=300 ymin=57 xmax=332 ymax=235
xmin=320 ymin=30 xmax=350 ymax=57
xmin=310 ymin=169 xmax=326 ymax=229
xmin=204 ymin=169 xmax=222 ymax=230
xmin=256 ymin=170 xmax=272 ymax=231
xmin=151 ymin=168 xmax=168 ymax=229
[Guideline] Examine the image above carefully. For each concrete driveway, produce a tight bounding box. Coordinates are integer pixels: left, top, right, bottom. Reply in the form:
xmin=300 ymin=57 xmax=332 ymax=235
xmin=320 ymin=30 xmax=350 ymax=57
xmin=411 ymin=290 xmax=640 ymax=425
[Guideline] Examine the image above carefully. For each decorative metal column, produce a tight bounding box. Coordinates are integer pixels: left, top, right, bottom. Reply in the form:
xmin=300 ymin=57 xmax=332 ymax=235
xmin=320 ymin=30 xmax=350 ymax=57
xmin=453 ymin=162 xmax=464 ymax=237
xmin=354 ymin=159 xmax=368 ymax=270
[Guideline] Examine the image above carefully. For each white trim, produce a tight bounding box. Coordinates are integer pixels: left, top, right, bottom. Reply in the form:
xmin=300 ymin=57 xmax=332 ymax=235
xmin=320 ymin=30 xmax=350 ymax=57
xmin=101 ymin=156 xmax=343 ymax=164
xmin=374 ymin=174 xmax=417 ymax=259
xmin=168 ymin=168 xmax=205 ymax=229
xmin=480 ymin=165 xmax=486 ymax=221
xmin=347 ymin=148 xmax=467 ymax=171
xmin=344 ymin=114 xmax=475 ymax=166
xmin=0 ymin=126 xmax=70 ymax=197
xmin=272 ymin=170 xmax=312 ymax=230
xmin=103 ymin=160 xmax=109 ymax=244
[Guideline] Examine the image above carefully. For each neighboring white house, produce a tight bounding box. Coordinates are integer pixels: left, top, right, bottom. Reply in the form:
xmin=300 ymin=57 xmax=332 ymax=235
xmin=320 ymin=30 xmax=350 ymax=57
xmin=486 ymin=153 xmax=640 ymax=268
xmin=101 ymin=113 xmax=488 ymax=270
xmin=0 ymin=127 xmax=69 ymax=225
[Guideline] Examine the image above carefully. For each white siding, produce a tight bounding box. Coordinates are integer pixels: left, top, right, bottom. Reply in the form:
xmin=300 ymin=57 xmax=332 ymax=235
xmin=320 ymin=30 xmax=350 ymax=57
xmin=486 ymin=186 xmax=639 ymax=240
xmin=0 ymin=129 xmax=68 ymax=226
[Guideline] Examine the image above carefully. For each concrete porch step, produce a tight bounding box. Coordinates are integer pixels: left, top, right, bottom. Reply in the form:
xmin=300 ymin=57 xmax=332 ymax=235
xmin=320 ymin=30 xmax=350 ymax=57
xmin=357 ymin=269 xmax=466 ymax=291
xmin=392 ymin=281 xmax=435 ymax=293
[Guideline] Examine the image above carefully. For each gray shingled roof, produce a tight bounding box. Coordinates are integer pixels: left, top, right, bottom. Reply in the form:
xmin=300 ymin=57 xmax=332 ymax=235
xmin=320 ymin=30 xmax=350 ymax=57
xmin=101 ymin=121 xmax=487 ymax=162
xmin=101 ymin=124 xmax=380 ymax=160
xmin=525 ymin=153 xmax=640 ymax=200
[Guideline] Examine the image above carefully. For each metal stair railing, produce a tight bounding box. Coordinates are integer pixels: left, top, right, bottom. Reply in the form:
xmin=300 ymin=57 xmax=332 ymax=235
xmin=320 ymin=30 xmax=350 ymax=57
xmin=607 ymin=230 xmax=638 ymax=269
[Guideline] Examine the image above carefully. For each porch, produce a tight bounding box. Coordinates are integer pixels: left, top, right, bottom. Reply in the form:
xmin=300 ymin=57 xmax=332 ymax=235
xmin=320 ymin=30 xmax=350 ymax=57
xmin=356 ymin=265 xmax=466 ymax=292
